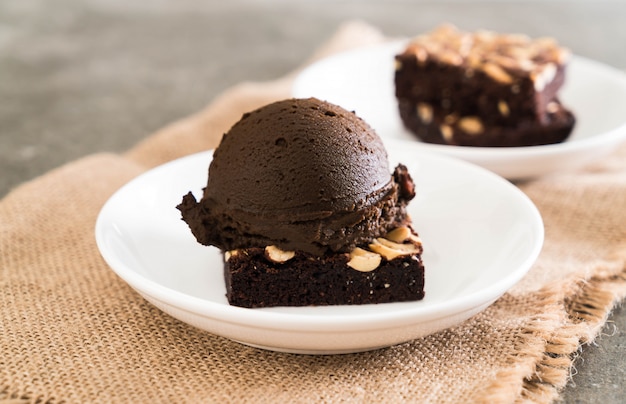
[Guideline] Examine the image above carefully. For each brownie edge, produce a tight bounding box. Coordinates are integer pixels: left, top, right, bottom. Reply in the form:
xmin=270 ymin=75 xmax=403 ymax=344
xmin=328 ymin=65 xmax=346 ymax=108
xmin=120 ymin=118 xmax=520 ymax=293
xmin=224 ymin=248 xmax=425 ymax=308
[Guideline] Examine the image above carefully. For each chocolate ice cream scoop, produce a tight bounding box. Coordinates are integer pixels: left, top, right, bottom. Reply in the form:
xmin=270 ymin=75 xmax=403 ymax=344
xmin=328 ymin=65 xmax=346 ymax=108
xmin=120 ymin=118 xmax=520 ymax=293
xmin=177 ymin=98 xmax=415 ymax=255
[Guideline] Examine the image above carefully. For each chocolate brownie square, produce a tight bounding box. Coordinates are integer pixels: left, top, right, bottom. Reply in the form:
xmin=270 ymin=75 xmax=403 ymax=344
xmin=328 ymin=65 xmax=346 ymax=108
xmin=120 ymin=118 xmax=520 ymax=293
xmin=224 ymin=226 xmax=425 ymax=308
xmin=394 ymin=24 xmax=575 ymax=146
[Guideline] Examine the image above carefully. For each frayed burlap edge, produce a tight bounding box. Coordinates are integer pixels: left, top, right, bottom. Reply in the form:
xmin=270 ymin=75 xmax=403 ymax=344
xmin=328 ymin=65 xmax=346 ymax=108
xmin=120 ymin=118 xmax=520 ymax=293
xmin=479 ymin=247 xmax=626 ymax=404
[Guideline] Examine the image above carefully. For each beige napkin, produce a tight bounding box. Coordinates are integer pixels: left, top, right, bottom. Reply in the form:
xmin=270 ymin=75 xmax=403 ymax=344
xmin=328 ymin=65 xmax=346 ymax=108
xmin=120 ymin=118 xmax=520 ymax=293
xmin=1 ymin=21 xmax=625 ymax=403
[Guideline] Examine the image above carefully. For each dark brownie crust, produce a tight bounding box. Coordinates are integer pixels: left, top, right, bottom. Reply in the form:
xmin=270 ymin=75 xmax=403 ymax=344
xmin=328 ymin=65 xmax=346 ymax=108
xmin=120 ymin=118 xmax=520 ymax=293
xmin=398 ymin=98 xmax=575 ymax=147
xmin=224 ymin=248 xmax=425 ymax=308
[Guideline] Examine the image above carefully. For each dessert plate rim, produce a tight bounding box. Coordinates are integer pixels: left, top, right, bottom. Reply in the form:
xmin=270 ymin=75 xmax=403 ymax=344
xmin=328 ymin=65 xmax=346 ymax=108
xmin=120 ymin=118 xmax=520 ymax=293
xmin=292 ymin=40 xmax=626 ymax=179
xmin=95 ymin=142 xmax=543 ymax=354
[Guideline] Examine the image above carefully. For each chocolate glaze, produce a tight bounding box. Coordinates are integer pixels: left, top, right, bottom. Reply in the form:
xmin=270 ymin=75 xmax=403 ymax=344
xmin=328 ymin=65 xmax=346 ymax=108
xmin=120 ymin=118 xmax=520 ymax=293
xmin=177 ymin=98 xmax=415 ymax=256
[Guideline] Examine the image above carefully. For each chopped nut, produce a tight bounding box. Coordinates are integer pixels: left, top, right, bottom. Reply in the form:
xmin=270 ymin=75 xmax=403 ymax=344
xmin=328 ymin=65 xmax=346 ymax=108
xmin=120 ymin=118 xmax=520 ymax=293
xmin=506 ymin=46 xmax=534 ymax=61
xmin=424 ymin=41 xmax=443 ymax=56
xmin=414 ymin=46 xmax=428 ymax=63
xmin=457 ymin=33 xmax=473 ymax=57
xmin=498 ymin=100 xmax=510 ymax=117
xmin=410 ymin=235 xmax=423 ymax=246
xmin=417 ymin=103 xmax=433 ymax=124
xmin=386 ymin=226 xmax=423 ymax=246
xmin=377 ymin=238 xmax=421 ymax=253
xmin=347 ymin=248 xmax=381 ymax=272
xmin=440 ymin=124 xmax=454 ymax=143
xmin=546 ymin=101 xmax=559 ymax=114
xmin=457 ymin=116 xmax=484 ymax=135
xmin=369 ymin=240 xmax=403 ymax=261
xmin=518 ymin=59 xmax=536 ymax=72
xmin=385 ymin=226 xmax=412 ymax=243
xmin=553 ymin=48 xmax=571 ymax=64
xmin=490 ymin=54 xmax=535 ymax=72
xmin=490 ymin=55 xmax=522 ymax=71
xmin=481 ymin=63 xmax=514 ymax=84
xmin=438 ymin=50 xmax=463 ymax=66
xmin=466 ymin=53 xmax=484 ymax=69
xmin=532 ymin=63 xmax=557 ymax=92
xmin=533 ymin=76 xmax=546 ymax=92
xmin=475 ymin=29 xmax=496 ymax=43
xmin=264 ymin=245 xmax=295 ymax=263
xmin=224 ymin=250 xmax=239 ymax=261
xmin=369 ymin=238 xmax=421 ymax=261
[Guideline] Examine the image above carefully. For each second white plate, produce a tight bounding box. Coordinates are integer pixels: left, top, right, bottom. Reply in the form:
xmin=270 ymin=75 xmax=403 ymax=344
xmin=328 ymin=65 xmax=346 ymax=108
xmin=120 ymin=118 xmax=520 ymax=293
xmin=95 ymin=140 xmax=543 ymax=354
xmin=293 ymin=41 xmax=626 ymax=179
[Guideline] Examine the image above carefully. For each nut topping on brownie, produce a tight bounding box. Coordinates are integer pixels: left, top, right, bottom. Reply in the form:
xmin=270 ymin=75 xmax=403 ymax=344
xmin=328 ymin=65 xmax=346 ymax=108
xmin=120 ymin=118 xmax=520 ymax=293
xmin=223 ymin=225 xmax=425 ymax=307
xmin=401 ymin=24 xmax=571 ymax=84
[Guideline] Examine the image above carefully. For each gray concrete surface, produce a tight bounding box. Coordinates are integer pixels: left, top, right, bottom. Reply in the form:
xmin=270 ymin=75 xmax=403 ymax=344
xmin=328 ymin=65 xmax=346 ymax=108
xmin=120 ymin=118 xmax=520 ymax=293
xmin=1 ymin=0 xmax=625 ymax=402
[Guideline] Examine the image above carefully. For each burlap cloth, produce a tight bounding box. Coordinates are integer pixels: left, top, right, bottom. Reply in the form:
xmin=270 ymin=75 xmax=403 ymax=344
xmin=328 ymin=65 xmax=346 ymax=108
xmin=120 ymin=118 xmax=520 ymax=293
xmin=1 ymin=21 xmax=626 ymax=403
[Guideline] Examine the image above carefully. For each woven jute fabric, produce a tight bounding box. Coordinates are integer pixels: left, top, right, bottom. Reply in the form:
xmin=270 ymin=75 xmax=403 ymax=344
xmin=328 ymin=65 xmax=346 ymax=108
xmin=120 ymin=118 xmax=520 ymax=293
xmin=1 ymin=21 xmax=626 ymax=403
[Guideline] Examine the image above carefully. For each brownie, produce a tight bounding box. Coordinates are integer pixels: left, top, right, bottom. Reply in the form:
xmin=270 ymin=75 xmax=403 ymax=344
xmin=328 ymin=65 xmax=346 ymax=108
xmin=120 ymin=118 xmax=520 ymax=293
xmin=398 ymin=98 xmax=576 ymax=147
xmin=394 ymin=24 xmax=576 ymax=146
xmin=224 ymin=226 xmax=425 ymax=308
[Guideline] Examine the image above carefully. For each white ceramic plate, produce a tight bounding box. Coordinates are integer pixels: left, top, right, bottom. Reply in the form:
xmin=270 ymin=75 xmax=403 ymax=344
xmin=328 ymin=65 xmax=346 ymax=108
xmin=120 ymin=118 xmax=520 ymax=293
xmin=95 ymin=140 xmax=543 ymax=354
xmin=293 ymin=41 xmax=626 ymax=179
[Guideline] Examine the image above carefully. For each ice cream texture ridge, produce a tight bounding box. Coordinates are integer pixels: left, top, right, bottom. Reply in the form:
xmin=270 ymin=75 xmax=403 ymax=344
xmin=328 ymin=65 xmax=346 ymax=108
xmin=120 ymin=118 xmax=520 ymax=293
xmin=177 ymin=98 xmax=415 ymax=256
